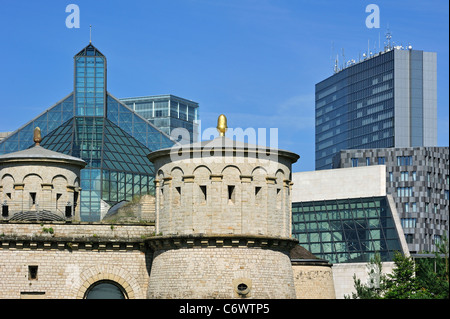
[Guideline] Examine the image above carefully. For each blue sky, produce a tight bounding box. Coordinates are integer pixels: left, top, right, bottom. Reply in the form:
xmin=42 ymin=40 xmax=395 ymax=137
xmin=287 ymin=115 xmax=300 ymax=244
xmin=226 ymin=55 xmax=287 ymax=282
xmin=0 ymin=0 xmax=448 ymax=172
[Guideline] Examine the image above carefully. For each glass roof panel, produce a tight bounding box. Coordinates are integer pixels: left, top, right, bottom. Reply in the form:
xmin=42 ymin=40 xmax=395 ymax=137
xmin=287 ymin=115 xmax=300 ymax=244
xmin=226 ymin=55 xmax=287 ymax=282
xmin=106 ymin=93 xmax=174 ymax=152
xmin=0 ymin=93 xmax=74 ymax=155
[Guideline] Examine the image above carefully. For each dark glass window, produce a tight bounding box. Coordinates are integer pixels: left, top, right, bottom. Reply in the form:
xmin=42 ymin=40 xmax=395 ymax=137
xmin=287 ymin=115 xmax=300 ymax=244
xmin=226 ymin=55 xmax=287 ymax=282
xmin=84 ymin=281 xmax=126 ymax=299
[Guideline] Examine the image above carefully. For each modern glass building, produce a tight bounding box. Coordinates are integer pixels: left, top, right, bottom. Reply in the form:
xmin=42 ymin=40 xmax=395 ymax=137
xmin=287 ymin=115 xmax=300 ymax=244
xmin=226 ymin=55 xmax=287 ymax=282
xmin=292 ymin=197 xmax=404 ymax=264
xmin=119 ymin=95 xmax=199 ymax=144
xmin=315 ymin=47 xmax=437 ymax=170
xmin=0 ymin=43 xmax=175 ymax=221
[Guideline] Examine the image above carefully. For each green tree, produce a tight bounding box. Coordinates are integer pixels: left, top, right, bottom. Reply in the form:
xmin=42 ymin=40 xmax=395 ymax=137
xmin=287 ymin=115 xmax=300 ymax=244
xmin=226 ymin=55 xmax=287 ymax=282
xmin=383 ymin=252 xmax=422 ymax=299
xmin=346 ymin=253 xmax=387 ymax=299
xmin=415 ymin=237 xmax=449 ymax=299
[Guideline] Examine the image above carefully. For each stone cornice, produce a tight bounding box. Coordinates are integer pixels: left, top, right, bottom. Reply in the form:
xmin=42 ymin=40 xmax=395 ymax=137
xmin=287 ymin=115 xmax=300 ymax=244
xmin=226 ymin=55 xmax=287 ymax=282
xmin=0 ymin=235 xmax=146 ymax=252
xmin=146 ymin=234 xmax=298 ymax=251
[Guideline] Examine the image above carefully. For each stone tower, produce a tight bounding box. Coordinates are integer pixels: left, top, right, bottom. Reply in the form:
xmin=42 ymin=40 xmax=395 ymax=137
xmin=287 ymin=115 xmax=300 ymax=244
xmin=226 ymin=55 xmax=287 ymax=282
xmin=0 ymin=128 xmax=86 ymax=221
xmin=146 ymin=115 xmax=300 ymax=298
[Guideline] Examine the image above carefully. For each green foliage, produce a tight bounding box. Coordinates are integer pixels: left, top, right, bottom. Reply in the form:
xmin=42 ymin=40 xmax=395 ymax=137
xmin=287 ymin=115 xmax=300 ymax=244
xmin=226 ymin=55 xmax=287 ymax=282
xmin=42 ymin=227 xmax=54 ymax=234
xmin=383 ymin=252 xmax=420 ymax=299
xmin=414 ymin=237 xmax=449 ymax=299
xmin=345 ymin=253 xmax=386 ymax=299
xmin=349 ymin=239 xmax=449 ymax=299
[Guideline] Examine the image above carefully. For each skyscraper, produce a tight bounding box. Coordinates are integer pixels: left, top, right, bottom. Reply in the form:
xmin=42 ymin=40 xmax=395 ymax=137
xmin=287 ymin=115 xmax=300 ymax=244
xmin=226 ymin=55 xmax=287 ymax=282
xmin=0 ymin=43 xmax=175 ymax=221
xmin=315 ymin=46 xmax=437 ymax=170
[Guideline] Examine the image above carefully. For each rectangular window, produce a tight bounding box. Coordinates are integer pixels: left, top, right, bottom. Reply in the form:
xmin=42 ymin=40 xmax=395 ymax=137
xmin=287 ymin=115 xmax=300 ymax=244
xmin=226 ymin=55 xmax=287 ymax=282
xmin=401 ymin=171 xmax=409 ymax=181
xmin=397 ymin=155 xmax=413 ymax=166
xmin=174 ymin=187 xmax=181 ymax=206
xmin=255 ymin=186 xmax=262 ymax=204
xmin=200 ymin=185 xmax=207 ymax=204
xmin=65 ymin=206 xmax=72 ymax=218
xmin=401 ymin=218 xmax=416 ymax=228
xmin=366 ymin=157 xmax=370 ymax=166
xmin=28 ymin=266 xmax=38 ymax=280
xmin=412 ymin=171 xmax=417 ymax=181
xmin=30 ymin=193 xmax=36 ymax=205
xmin=377 ymin=157 xmax=385 ymax=165
xmin=412 ymin=202 xmax=417 ymax=212
xmin=405 ymin=234 xmax=414 ymax=244
xmin=434 ymin=235 xmax=441 ymax=245
xmin=1 ymin=205 xmax=8 ymax=217
xmin=351 ymin=158 xmax=359 ymax=167
xmin=56 ymin=193 xmax=62 ymax=212
xmin=397 ymin=187 xmax=413 ymax=197
xmin=227 ymin=185 xmax=235 ymax=204
xmin=160 ymin=188 xmax=164 ymax=207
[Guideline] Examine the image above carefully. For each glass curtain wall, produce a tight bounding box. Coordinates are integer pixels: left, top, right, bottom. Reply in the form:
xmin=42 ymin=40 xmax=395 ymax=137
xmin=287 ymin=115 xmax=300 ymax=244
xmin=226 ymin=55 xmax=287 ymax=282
xmin=120 ymin=95 xmax=199 ymax=143
xmin=292 ymin=196 xmax=403 ymax=263
xmin=74 ymin=44 xmax=106 ymax=117
xmin=315 ymin=50 xmax=395 ymax=170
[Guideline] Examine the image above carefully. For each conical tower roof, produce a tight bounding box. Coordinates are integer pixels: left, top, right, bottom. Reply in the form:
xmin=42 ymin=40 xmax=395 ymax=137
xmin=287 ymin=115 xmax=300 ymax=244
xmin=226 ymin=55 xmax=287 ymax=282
xmin=0 ymin=128 xmax=86 ymax=167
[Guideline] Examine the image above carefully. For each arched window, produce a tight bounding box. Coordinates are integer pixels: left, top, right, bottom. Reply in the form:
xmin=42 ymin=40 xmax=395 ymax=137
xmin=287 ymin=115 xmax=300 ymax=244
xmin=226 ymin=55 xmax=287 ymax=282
xmin=84 ymin=280 xmax=127 ymax=299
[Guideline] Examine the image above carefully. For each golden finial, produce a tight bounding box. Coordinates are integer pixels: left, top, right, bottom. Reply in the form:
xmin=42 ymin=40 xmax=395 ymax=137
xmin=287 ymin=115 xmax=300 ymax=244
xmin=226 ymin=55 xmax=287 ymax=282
xmin=33 ymin=127 xmax=42 ymax=146
xmin=217 ymin=114 xmax=227 ymax=137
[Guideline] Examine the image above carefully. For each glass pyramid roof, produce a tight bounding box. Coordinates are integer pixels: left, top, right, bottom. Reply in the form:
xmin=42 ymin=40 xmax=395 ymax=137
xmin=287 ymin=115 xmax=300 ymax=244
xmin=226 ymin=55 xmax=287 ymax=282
xmin=0 ymin=93 xmax=173 ymax=158
xmin=75 ymin=43 xmax=105 ymax=57
xmin=0 ymin=43 xmax=175 ymax=221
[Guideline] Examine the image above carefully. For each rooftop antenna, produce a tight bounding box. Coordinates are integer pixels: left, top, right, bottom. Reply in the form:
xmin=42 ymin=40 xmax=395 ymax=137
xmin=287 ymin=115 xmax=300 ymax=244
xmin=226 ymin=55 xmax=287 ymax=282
xmin=334 ymin=54 xmax=339 ymax=73
xmin=89 ymin=25 xmax=92 ymax=43
xmin=385 ymin=24 xmax=392 ymax=50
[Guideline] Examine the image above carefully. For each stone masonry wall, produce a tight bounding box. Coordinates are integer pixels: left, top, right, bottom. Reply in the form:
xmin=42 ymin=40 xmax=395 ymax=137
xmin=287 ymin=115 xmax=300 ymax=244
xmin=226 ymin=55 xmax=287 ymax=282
xmin=147 ymin=245 xmax=296 ymax=299
xmin=0 ymin=222 xmax=154 ymax=299
xmin=292 ymin=264 xmax=336 ymax=299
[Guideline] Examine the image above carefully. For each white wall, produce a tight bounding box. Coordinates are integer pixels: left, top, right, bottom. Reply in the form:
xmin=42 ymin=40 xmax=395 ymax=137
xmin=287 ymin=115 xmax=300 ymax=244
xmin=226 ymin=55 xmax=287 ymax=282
xmin=292 ymin=165 xmax=386 ymax=202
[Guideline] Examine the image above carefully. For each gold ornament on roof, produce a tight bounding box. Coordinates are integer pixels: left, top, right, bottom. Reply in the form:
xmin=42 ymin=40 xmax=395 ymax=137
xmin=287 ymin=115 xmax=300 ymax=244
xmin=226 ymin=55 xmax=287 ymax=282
xmin=33 ymin=127 xmax=42 ymax=146
xmin=217 ymin=114 xmax=227 ymax=137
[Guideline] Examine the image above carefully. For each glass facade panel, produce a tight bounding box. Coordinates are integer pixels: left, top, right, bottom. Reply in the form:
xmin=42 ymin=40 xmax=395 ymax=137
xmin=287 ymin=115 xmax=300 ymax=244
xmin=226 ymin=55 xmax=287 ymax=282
xmin=292 ymin=196 xmax=403 ymax=263
xmin=0 ymin=94 xmax=74 ymax=155
xmin=316 ymin=50 xmax=395 ymax=170
xmin=75 ymin=50 xmax=106 ymax=117
xmin=120 ymin=95 xmax=199 ymax=144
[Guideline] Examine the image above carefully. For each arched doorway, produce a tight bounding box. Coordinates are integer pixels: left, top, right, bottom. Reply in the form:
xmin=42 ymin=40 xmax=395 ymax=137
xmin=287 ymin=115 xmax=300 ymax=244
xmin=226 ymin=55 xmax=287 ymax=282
xmin=84 ymin=280 xmax=128 ymax=299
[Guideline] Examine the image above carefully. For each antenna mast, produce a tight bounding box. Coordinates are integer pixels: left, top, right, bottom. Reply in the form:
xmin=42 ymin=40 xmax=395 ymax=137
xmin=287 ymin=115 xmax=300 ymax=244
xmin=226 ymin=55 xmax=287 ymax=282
xmin=385 ymin=26 xmax=392 ymax=50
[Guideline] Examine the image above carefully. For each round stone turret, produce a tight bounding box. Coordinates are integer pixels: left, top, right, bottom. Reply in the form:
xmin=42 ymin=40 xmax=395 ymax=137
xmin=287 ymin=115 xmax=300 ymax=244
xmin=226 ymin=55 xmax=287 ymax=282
xmin=0 ymin=128 xmax=86 ymax=221
xmin=145 ymin=116 xmax=300 ymax=299
xmin=147 ymin=135 xmax=299 ymax=238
